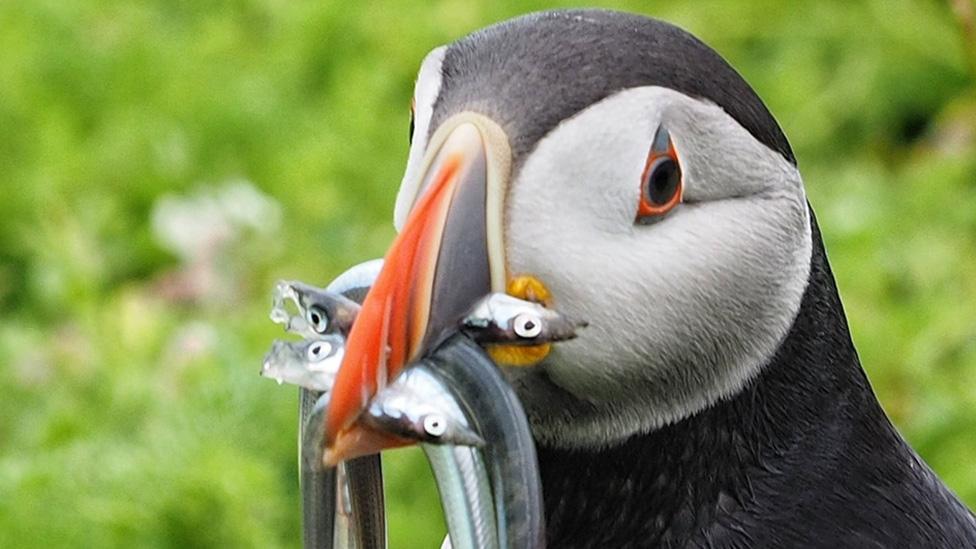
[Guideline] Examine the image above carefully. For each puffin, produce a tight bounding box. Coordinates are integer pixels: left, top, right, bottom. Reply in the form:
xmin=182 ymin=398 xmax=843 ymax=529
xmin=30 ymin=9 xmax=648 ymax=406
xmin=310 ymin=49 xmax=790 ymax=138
xmin=321 ymin=8 xmax=976 ymax=547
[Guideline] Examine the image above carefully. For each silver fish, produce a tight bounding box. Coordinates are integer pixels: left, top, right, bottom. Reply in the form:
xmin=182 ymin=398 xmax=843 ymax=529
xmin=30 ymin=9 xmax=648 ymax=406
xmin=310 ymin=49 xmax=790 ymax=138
xmin=300 ymin=354 xmax=500 ymax=549
xmin=300 ymin=391 xmax=386 ymax=549
xmin=461 ymin=292 xmax=586 ymax=345
xmin=301 ymin=361 xmax=485 ymax=474
xmin=261 ymin=335 xmax=344 ymax=391
xmin=270 ymin=280 xmax=360 ymax=339
xmin=285 ymin=259 xmax=385 ymax=549
xmin=363 ymin=369 xmax=485 ymax=448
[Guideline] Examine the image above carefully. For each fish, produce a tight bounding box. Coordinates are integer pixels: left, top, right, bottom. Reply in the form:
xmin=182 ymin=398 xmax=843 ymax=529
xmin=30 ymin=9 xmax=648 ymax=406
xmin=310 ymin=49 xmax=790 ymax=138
xmin=299 ymin=336 xmax=540 ymax=549
xmin=275 ymin=261 xmax=386 ymax=549
xmin=362 ymin=370 xmax=485 ymax=448
xmin=300 ymin=391 xmax=387 ymax=549
xmin=460 ymin=292 xmax=586 ymax=345
xmin=261 ymin=335 xmax=345 ymax=392
xmin=301 ymin=359 xmax=485 ymax=473
xmin=270 ymin=280 xmax=361 ymax=340
xmin=415 ymin=335 xmax=544 ymax=549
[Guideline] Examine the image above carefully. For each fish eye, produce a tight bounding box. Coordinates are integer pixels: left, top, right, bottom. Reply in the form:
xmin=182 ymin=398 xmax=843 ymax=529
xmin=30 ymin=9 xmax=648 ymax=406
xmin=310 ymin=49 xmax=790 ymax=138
xmin=306 ymin=341 xmax=332 ymax=362
xmin=423 ymin=414 xmax=447 ymax=438
xmin=513 ymin=313 xmax=543 ymax=339
xmin=306 ymin=305 xmax=329 ymax=334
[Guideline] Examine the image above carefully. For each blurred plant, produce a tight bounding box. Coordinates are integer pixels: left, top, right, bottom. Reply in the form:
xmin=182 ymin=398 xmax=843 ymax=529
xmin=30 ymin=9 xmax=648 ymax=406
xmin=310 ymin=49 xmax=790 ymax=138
xmin=150 ymin=179 xmax=281 ymax=305
xmin=951 ymin=0 xmax=976 ymax=77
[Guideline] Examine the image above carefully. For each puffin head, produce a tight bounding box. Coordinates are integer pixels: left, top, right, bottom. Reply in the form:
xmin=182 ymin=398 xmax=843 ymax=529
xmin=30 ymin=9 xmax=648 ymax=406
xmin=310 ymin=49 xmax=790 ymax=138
xmin=325 ymin=9 xmax=813 ymax=457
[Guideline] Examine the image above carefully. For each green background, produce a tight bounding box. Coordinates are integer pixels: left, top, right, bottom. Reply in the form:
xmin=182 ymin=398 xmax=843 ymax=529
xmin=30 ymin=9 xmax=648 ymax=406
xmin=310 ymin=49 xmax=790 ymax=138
xmin=2 ymin=1 xmax=975 ymax=547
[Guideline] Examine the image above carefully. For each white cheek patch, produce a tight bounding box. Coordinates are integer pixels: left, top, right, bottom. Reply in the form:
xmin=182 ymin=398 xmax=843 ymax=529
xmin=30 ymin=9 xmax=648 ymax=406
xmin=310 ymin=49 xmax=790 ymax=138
xmin=524 ymin=104 xmax=650 ymax=235
xmin=394 ymin=46 xmax=446 ymax=231
xmin=505 ymin=87 xmax=812 ymax=448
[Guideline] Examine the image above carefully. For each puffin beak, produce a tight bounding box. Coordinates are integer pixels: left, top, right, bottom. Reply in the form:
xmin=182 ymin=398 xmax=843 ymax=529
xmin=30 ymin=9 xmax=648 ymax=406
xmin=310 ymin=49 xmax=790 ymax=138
xmin=322 ymin=114 xmax=512 ymax=465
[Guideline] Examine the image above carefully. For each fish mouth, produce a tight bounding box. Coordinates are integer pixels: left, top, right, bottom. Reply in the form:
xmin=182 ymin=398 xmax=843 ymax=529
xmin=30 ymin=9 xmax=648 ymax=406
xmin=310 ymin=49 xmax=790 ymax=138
xmin=261 ymin=337 xmax=345 ymax=392
xmin=322 ymin=113 xmax=514 ymax=464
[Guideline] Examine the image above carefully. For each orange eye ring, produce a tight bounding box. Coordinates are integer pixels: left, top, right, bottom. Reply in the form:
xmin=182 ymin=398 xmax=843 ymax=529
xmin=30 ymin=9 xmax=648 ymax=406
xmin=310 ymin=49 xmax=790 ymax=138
xmin=636 ymin=128 xmax=683 ymax=221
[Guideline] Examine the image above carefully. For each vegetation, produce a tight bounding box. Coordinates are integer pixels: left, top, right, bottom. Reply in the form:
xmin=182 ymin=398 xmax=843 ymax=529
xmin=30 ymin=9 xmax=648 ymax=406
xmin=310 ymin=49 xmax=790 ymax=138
xmin=1 ymin=1 xmax=974 ymax=546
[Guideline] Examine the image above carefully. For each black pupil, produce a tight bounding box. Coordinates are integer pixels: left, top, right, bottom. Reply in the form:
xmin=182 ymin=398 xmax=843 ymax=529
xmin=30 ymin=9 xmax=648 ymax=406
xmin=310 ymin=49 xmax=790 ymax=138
xmin=310 ymin=313 xmax=321 ymax=325
xmin=646 ymin=157 xmax=679 ymax=205
xmin=409 ymin=113 xmax=415 ymax=144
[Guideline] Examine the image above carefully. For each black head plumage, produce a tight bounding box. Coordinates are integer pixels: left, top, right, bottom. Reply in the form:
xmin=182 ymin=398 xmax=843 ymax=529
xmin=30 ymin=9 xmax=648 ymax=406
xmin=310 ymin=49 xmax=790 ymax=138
xmin=433 ymin=9 xmax=795 ymax=170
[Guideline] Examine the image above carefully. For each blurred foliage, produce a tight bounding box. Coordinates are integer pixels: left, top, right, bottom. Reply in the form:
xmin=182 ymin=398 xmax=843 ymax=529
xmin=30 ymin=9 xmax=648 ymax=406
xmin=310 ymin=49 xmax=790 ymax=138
xmin=1 ymin=0 xmax=974 ymax=547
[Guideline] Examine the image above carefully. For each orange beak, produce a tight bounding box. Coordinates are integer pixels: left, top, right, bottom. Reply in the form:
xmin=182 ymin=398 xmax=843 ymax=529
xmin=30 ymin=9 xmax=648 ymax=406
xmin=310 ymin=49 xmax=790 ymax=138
xmin=322 ymin=116 xmax=512 ymax=465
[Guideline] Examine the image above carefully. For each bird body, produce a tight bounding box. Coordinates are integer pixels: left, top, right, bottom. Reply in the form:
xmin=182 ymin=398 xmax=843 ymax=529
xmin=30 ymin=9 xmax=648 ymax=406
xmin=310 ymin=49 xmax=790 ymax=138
xmin=320 ymin=8 xmax=976 ymax=547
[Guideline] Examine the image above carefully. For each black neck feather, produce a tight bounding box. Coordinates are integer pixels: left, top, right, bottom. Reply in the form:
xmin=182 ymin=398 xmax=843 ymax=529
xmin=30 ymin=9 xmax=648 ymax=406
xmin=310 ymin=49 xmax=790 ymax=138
xmin=536 ymin=213 xmax=976 ymax=547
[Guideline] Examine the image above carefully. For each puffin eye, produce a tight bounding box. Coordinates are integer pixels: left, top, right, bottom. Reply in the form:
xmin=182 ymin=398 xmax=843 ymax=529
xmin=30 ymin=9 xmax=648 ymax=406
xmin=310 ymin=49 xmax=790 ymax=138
xmin=408 ymin=98 xmax=416 ymax=144
xmin=636 ymin=127 xmax=683 ymax=222
xmin=306 ymin=305 xmax=329 ymax=334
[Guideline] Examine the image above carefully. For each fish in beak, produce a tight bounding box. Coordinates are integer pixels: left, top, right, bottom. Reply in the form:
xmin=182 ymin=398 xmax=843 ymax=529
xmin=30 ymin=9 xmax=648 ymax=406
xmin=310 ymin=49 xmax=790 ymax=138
xmin=322 ymin=113 xmax=514 ymax=465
